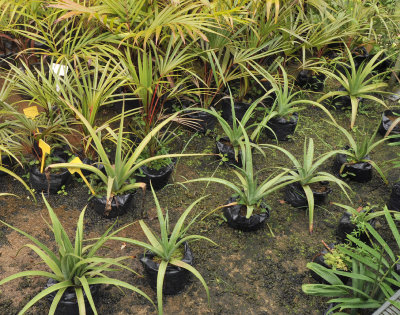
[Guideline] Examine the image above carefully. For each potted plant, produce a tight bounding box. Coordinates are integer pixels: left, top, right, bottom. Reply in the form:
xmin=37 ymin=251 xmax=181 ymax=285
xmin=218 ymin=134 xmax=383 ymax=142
xmin=110 ymin=184 xmax=215 ymax=315
xmin=0 ymin=100 xmax=75 ymax=194
xmin=47 ymin=104 xmax=206 ymax=217
xmin=262 ymin=138 xmax=352 ymax=233
xmin=183 ymin=126 xmax=296 ymax=231
xmin=0 ymin=144 xmax=35 ymax=200
xmin=119 ymin=37 xmax=196 ymax=187
xmin=190 ymin=92 xmax=270 ymax=167
xmin=303 ymin=206 xmax=400 ymax=314
xmin=0 ymin=194 xmax=154 ymax=314
xmin=331 ymin=123 xmax=388 ymax=183
xmin=318 ymin=48 xmax=389 ymax=129
xmin=252 ymin=64 xmax=336 ymax=141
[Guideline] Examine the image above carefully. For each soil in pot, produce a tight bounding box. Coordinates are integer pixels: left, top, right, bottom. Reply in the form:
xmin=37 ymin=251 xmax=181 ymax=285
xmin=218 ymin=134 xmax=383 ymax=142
xmin=215 ymin=137 xmax=242 ymax=167
xmin=333 ymin=149 xmax=372 ymax=183
xmin=46 ymin=278 xmax=99 ymax=315
xmin=284 ymin=181 xmax=332 ymax=208
xmin=89 ymin=192 xmax=136 ymax=218
xmin=139 ymin=242 xmax=193 ymax=295
xmin=223 ymin=196 xmax=270 ymax=231
xmin=378 ymin=109 xmax=400 ymax=142
xmin=265 ymin=113 xmax=299 ymax=141
xmin=138 ymin=158 xmax=176 ymax=190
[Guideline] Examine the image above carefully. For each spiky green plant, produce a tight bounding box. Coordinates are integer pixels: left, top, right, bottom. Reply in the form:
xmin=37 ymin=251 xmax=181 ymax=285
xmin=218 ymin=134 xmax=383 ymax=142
xmin=111 ymin=184 xmax=216 ymax=315
xmin=0 ymin=194 xmax=154 ymax=315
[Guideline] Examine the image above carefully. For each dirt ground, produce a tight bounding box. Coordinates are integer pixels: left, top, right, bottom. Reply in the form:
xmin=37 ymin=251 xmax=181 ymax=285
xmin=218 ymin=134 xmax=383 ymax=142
xmin=0 ymin=80 xmax=399 ymax=314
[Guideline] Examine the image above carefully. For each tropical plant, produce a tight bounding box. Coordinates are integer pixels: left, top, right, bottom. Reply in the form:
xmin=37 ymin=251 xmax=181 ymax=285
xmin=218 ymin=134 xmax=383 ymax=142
xmin=110 ymin=184 xmax=215 ymax=315
xmin=183 ymin=125 xmax=296 ymax=218
xmin=0 ymin=194 xmax=154 ymax=315
xmin=47 ymin=103 xmax=206 ymax=202
xmin=119 ymin=37 xmax=198 ymax=159
xmin=262 ymin=138 xmax=352 ymax=233
xmin=249 ymin=64 xmax=336 ymax=139
xmin=318 ymin=48 xmax=389 ymax=129
xmin=0 ymin=144 xmax=35 ymax=201
xmin=190 ymin=92 xmax=269 ymax=162
xmin=303 ymin=205 xmax=400 ymax=314
xmin=0 ymin=100 xmax=74 ymax=161
xmin=57 ymin=56 xmax=127 ymax=132
xmin=332 ymin=122 xmax=388 ymax=183
xmin=7 ymin=58 xmax=70 ymax=121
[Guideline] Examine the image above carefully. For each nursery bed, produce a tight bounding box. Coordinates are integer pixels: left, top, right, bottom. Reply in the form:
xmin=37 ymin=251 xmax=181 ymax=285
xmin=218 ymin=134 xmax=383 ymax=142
xmin=0 ymin=94 xmax=398 ymax=314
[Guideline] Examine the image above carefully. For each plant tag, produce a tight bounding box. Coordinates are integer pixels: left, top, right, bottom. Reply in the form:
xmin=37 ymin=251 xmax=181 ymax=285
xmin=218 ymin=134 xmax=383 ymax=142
xmin=51 ymin=63 xmax=68 ymax=76
xmin=38 ymin=139 xmax=50 ymax=173
xmin=68 ymin=157 xmax=95 ymax=195
xmin=23 ymin=106 xmax=39 ymax=119
xmin=51 ymin=63 xmax=68 ymax=92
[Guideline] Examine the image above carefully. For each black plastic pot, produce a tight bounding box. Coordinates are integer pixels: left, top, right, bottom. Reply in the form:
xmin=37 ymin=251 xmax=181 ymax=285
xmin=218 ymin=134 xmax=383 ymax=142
xmin=215 ymin=137 xmax=242 ymax=167
xmin=295 ymin=70 xmax=326 ymax=92
xmin=327 ymin=87 xmax=363 ymax=110
xmin=284 ymin=181 xmax=332 ymax=208
xmin=81 ymin=158 xmax=105 ymax=176
xmin=112 ymin=90 xmax=141 ymax=111
xmin=336 ymin=211 xmax=376 ymax=245
xmin=138 ymin=158 xmax=176 ymax=190
xmin=221 ymin=99 xmax=251 ymax=124
xmin=266 ymin=112 xmax=298 ymax=141
xmin=29 ymin=161 xmax=72 ymax=195
xmin=311 ymin=244 xmax=348 ymax=284
xmin=46 ymin=278 xmax=99 ymax=315
xmin=223 ymin=196 xmax=270 ymax=231
xmin=0 ymin=155 xmax=14 ymax=176
xmin=352 ymin=47 xmax=369 ymax=69
xmin=140 ymin=242 xmax=193 ymax=295
xmin=388 ymin=182 xmax=400 ymax=212
xmin=183 ymin=108 xmax=217 ymax=133
xmin=89 ymin=192 xmax=135 ymax=218
xmin=378 ymin=109 xmax=400 ymax=142
xmin=333 ymin=148 xmax=372 ymax=183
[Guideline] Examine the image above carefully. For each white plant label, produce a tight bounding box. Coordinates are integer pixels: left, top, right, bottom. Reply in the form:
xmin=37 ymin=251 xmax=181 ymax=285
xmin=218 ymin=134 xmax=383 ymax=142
xmin=51 ymin=63 xmax=69 ymax=92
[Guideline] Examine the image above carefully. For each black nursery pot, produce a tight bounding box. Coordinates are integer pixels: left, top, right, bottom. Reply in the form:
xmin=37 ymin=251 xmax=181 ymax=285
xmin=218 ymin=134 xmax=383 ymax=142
xmin=378 ymin=109 xmax=400 ymax=142
xmin=295 ymin=70 xmax=326 ymax=92
xmin=336 ymin=211 xmax=376 ymax=245
xmin=81 ymin=158 xmax=105 ymax=176
xmin=29 ymin=162 xmax=71 ymax=195
xmin=46 ymin=278 xmax=99 ymax=315
xmin=333 ymin=149 xmax=372 ymax=183
xmin=284 ymin=181 xmax=332 ymax=208
xmin=215 ymin=137 xmax=242 ymax=167
xmin=388 ymin=182 xmax=400 ymax=212
xmin=183 ymin=108 xmax=217 ymax=133
xmin=265 ymin=112 xmax=298 ymax=141
xmin=223 ymin=196 xmax=270 ymax=231
xmin=0 ymin=155 xmax=14 ymax=176
xmin=138 ymin=158 xmax=176 ymax=190
xmin=311 ymin=244 xmax=348 ymax=284
xmin=221 ymin=99 xmax=251 ymax=124
xmin=89 ymin=192 xmax=135 ymax=218
xmin=327 ymin=87 xmax=363 ymax=110
xmin=140 ymin=242 xmax=193 ymax=295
